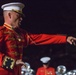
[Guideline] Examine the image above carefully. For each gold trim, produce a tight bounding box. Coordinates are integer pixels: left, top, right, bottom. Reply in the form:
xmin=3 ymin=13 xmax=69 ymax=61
xmin=4 ymin=31 xmax=12 ymax=34
xmin=2 ymin=56 xmax=15 ymax=69
xmin=8 ymin=38 xmax=15 ymax=41
xmin=4 ymin=23 xmax=13 ymax=30
xmin=10 ymin=52 xmax=19 ymax=56
xmin=10 ymin=45 xmax=18 ymax=48
xmin=10 ymin=52 xmax=22 ymax=56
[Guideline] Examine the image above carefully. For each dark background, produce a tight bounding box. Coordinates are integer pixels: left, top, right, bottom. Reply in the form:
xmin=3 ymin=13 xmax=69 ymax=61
xmin=1 ymin=0 xmax=76 ymax=72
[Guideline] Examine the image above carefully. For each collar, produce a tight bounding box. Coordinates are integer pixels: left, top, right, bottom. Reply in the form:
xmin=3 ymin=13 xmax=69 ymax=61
xmin=3 ymin=23 xmax=13 ymax=30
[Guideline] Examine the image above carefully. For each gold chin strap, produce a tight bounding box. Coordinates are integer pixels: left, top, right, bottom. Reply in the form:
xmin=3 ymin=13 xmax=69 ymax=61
xmin=12 ymin=9 xmax=25 ymax=17
xmin=12 ymin=9 xmax=22 ymax=14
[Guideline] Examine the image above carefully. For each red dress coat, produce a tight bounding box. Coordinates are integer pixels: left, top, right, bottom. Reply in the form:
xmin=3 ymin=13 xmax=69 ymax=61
xmin=36 ymin=67 xmax=56 ymax=75
xmin=0 ymin=23 xmax=66 ymax=75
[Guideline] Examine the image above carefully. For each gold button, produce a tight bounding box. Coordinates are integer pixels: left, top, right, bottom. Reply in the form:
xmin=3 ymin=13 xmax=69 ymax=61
xmin=18 ymin=39 xmax=21 ymax=41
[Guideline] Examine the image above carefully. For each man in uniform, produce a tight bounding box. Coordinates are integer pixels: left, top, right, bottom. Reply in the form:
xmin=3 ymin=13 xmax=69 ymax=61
xmin=36 ymin=57 xmax=56 ymax=75
xmin=0 ymin=2 xmax=76 ymax=75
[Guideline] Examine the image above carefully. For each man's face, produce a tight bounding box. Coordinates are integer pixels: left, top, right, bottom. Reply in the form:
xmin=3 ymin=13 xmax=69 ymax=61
xmin=10 ymin=11 xmax=23 ymax=28
xmin=43 ymin=63 xmax=50 ymax=68
xmin=43 ymin=64 xmax=48 ymax=68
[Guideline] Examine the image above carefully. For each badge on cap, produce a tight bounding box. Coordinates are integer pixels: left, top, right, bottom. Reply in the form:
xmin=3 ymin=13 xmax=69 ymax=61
xmin=40 ymin=57 xmax=51 ymax=63
xmin=1 ymin=2 xmax=25 ymax=16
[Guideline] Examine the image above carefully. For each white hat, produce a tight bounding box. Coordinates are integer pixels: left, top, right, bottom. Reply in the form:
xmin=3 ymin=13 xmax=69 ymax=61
xmin=1 ymin=2 xmax=25 ymax=15
xmin=40 ymin=57 xmax=51 ymax=63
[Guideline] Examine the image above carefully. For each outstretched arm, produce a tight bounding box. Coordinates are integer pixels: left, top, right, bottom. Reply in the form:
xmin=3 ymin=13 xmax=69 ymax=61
xmin=25 ymin=33 xmax=76 ymax=45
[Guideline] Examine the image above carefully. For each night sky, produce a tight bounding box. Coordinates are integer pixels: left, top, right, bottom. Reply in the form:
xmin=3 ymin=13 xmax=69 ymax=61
xmin=0 ymin=0 xmax=76 ymax=73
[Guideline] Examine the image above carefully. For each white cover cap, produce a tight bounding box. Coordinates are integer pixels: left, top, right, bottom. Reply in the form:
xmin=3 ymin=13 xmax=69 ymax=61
xmin=1 ymin=2 xmax=25 ymax=15
xmin=40 ymin=57 xmax=51 ymax=63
